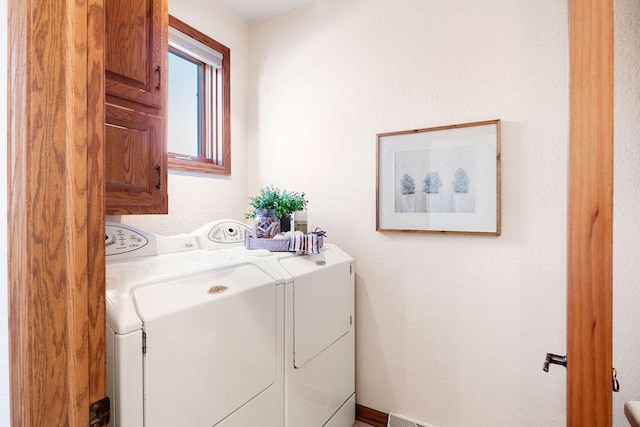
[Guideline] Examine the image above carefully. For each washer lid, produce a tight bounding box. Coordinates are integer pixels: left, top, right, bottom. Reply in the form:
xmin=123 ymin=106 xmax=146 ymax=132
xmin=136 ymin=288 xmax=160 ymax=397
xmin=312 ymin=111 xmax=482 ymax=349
xmin=135 ymin=263 xmax=278 ymax=427
xmin=106 ymin=250 xmax=224 ymax=334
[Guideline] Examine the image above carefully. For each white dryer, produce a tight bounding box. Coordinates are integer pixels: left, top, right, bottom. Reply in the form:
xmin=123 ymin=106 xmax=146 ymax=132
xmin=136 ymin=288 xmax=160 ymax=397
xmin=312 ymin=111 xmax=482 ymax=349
xmin=192 ymin=221 xmax=356 ymax=427
xmin=270 ymin=246 xmax=355 ymax=427
xmin=105 ymin=221 xmax=284 ymax=427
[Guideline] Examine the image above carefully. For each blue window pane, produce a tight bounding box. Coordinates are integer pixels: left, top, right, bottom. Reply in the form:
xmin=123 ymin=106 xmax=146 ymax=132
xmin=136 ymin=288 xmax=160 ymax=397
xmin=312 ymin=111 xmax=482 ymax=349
xmin=168 ymin=51 xmax=200 ymax=157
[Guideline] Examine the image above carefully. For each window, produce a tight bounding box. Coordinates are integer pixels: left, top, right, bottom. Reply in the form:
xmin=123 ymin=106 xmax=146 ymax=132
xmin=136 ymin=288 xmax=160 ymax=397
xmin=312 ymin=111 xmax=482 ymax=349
xmin=167 ymin=16 xmax=231 ymax=174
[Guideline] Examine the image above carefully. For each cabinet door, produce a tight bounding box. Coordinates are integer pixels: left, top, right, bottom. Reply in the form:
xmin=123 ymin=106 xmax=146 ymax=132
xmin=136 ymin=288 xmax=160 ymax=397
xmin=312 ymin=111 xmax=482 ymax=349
xmin=105 ymin=0 xmax=166 ymax=108
xmin=105 ymin=101 xmax=167 ymax=214
xmin=104 ymin=0 xmax=168 ymax=214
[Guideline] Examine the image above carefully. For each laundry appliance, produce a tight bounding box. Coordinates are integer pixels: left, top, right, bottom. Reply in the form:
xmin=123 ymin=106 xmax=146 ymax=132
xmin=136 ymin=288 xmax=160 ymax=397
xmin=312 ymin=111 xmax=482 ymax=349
xmin=105 ymin=221 xmax=284 ymax=427
xmin=192 ymin=220 xmax=356 ymax=427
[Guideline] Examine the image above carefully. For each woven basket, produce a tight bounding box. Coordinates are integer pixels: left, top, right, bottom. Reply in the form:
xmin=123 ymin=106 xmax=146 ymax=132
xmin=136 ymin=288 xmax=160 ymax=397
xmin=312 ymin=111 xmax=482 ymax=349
xmin=245 ymin=235 xmax=291 ymax=252
xmin=244 ymin=233 xmax=323 ymax=252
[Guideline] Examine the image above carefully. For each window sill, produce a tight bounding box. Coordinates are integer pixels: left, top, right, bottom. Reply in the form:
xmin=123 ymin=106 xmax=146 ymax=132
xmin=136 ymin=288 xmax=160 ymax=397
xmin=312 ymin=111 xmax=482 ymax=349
xmin=168 ymin=156 xmax=230 ymax=175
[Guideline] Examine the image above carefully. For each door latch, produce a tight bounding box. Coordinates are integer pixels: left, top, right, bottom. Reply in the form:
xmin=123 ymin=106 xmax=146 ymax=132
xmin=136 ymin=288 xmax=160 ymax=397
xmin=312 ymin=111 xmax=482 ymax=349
xmin=89 ymin=397 xmax=110 ymax=427
xmin=543 ymin=354 xmax=619 ymax=392
xmin=612 ymin=367 xmax=620 ymax=392
xmin=543 ymin=353 xmax=567 ymax=372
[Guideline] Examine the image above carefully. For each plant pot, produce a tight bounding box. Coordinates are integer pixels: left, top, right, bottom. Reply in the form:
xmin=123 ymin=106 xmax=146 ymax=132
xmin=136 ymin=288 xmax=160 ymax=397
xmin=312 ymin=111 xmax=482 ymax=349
xmin=425 ymin=193 xmax=440 ymax=213
xmin=453 ymin=192 xmax=474 ymax=213
xmin=280 ymin=215 xmax=292 ymax=233
xmin=401 ymin=194 xmax=416 ymax=212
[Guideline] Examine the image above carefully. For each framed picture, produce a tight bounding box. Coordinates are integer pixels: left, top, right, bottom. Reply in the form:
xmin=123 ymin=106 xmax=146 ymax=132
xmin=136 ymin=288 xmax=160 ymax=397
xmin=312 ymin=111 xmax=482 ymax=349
xmin=376 ymin=119 xmax=501 ymax=235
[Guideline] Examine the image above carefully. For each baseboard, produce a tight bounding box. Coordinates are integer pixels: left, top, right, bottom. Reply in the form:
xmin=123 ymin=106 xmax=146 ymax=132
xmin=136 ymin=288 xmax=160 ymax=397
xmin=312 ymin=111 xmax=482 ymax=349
xmin=356 ymin=404 xmax=388 ymax=427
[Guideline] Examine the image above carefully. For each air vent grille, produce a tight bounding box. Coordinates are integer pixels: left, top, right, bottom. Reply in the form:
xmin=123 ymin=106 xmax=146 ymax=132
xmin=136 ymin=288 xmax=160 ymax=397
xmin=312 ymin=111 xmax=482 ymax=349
xmin=388 ymin=412 xmax=438 ymax=427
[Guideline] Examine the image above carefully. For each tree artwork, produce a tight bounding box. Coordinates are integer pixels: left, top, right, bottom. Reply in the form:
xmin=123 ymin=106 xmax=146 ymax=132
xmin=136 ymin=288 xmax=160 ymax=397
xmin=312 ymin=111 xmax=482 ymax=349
xmin=400 ymin=173 xmax=416 ymax=195
xmin=423 ymin=171 xmax=442 ymax=194
xmin=452 ymin=167 xmax=470 ymax=193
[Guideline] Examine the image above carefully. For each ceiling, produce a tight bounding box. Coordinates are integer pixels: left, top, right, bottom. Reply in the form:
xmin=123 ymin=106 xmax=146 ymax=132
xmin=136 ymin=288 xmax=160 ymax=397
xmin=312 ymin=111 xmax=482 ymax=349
xmin=215 ymin=0 xmax=312 ymax=22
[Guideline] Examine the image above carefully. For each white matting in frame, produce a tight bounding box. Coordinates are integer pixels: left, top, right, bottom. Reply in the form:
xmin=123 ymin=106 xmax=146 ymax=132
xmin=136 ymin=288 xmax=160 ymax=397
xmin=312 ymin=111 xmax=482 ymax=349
xmin=376 ymin=119 xmax=501 ymax=235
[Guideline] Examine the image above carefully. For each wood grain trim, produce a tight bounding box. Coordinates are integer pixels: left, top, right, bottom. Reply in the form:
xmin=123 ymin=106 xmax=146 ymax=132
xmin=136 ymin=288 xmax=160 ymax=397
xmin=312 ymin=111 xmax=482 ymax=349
xmin=159 ymin=0 xmax=169 ymax=212
xmin=168 ymin=155 xmax=232 ymax=174
xmin=567 ymin=0 xmax=614 ymax=426
xmin=9 ymin=0 xmax=106 ymax=424
xmin=220 ymin=43 xmax=231 ymax=175
xmin=356 ymin=404 xmax=388 ymax=427
xmin=376 ymin=118 xmax=500 ymax=138
xmin=8 ymin=0 xmax=29 ymax=423
xmin=87 ymin=0 xmax=107 ymax=406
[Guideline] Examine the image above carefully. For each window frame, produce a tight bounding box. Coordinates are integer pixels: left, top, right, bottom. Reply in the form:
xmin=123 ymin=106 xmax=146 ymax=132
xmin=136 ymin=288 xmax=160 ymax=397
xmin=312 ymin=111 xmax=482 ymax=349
xmin=167 ymin=15 xmax=231 ymax=175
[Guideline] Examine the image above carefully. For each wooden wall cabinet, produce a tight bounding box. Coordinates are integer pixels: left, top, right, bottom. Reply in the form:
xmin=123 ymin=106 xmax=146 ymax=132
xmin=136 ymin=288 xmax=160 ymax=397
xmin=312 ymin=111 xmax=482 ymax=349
xmin=105 ymin=0 xmax=168 ymax=214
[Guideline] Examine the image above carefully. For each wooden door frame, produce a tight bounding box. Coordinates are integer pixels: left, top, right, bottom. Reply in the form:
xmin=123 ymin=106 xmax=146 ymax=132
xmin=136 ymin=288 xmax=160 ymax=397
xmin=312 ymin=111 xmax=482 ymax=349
xmin=8 ymin=0 xmax=106 ymax=425
xmin=567 ymin=0 xmax=614 ymax=425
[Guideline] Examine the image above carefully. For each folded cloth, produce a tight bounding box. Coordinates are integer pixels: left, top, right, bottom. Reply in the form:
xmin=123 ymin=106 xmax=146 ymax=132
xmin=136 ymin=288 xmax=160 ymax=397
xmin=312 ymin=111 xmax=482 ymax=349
xmin=288 ymin=229 xmax=325 ymax=254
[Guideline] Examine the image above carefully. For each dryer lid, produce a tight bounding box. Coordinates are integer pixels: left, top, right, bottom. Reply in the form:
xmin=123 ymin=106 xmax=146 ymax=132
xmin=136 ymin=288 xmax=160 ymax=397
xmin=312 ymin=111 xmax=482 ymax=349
xmin=279 ymin=246 xmax=354 ymax=368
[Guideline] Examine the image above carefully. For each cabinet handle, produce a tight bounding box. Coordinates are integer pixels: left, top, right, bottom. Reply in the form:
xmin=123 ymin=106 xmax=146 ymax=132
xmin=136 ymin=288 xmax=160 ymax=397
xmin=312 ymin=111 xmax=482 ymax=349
xmin=155 ymin=66 xmax=161 ymax=91
xmin=155 ymin=165 xmax=161 ymax=190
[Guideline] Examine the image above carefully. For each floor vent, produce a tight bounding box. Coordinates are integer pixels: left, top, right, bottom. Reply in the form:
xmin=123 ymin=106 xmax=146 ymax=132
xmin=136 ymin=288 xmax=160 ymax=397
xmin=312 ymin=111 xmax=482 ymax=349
xmin=387 ymin=412 xmax=438 ymax=427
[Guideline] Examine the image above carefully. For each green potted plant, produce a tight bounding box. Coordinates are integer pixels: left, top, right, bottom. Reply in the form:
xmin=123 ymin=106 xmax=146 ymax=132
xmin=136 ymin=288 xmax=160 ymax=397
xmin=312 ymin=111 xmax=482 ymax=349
xmin=246 ymin=186 xmax=308 ymax=234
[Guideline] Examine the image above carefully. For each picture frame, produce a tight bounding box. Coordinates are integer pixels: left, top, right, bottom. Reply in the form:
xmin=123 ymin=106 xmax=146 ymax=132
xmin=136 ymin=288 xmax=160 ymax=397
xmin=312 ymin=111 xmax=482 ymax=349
xmin=376 ymin=119 xmax=501 ymax=235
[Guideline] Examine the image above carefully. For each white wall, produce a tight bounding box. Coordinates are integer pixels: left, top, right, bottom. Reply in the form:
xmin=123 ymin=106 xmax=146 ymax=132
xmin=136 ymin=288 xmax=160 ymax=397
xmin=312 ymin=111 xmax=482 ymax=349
xmin=614 ymin=0 xmax=640 ymax=425
xmin=0 ymin=0 xmax=9 ymax=423
xmin=118 ymin=0 xmax=250 ymax=234
xmin=248 ymin=1 xmax=569 ymax=425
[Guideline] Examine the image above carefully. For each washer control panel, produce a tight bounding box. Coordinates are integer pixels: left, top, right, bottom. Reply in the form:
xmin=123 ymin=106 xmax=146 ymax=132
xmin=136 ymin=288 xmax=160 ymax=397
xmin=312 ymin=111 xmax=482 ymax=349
xmin=105 ymin=225 xmax=149 ymax=256
xmin=192 ymin=220 xmax=252 ymax=250
xmin=106 ymin=222 xmax=198 ymax=261
xmin=207 ymin=221 xmax=247 ymax=243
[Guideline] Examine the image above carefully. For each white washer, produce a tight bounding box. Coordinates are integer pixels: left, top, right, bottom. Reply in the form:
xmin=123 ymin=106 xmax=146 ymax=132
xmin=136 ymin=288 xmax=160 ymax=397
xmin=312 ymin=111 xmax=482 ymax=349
xmin=192 ymin=221 xmax=356 ymax=427
xmin=105 ymin=221 xmax=284 ymax=427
